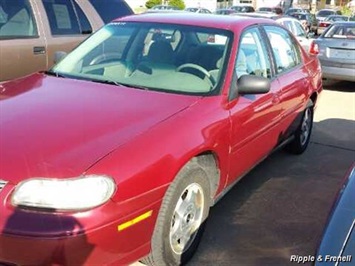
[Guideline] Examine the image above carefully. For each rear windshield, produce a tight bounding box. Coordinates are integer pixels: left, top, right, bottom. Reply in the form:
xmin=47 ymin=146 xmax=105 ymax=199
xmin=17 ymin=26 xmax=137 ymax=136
xmin=324 ymin=24 xmax=355 ymax=38
xmin=89 ymin=0 xmax=133 ymax=23
xmin=325 ymin=16 xmax=348 ymax=22
xmin=259 ymin=7 xmax=271 ymax=11
xmin=317 ymin=10 xmax=334 ymax=16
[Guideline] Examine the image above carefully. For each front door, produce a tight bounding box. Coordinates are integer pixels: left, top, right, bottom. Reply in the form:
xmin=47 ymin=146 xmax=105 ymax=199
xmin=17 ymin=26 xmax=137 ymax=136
xmin=227 ymin=26 xmax=282 ymax=187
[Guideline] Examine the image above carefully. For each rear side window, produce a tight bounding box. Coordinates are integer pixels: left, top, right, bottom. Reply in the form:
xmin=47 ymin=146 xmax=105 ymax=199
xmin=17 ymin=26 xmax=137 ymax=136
xmin=42 ymin=0 xmax=92 ymax=35
xmin=0 ymin=0 xmax=38 ymax=39
xmin=89 ymin=0 xmax=133 ymax=24
xmin=264 ymin=26 xmax=301 ymax=74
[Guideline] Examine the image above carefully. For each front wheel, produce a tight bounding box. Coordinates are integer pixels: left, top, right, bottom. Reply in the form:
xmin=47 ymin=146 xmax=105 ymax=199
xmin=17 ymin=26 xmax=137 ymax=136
xmin=286 ymin=104 xmax=314 ymax=154
xmin=143 ymin=161 xmax=211 ymax=266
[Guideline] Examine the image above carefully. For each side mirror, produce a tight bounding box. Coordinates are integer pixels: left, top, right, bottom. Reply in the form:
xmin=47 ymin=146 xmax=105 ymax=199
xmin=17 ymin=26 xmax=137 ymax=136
xmin=54 ymin=51 xmax=67 ymax=64
xmin=237 ymin=75 xmax=270 ymax=95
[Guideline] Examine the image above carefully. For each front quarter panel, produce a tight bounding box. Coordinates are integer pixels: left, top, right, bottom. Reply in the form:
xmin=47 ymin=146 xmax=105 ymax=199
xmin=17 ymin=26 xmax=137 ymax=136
xmin=84 ymin=96 xmax=231 ymax=250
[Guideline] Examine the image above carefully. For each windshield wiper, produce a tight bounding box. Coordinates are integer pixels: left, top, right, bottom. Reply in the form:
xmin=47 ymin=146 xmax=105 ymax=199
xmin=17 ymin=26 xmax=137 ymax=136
xmin=43 ymin=70 xmax=66 ymax=78
xmin=91 ymin=78 xmax=151 ymax=91
xmin=90 ymin=78 xmax=123 ymax=87
xmin=118 ymin=82 xmax=151 ymax=91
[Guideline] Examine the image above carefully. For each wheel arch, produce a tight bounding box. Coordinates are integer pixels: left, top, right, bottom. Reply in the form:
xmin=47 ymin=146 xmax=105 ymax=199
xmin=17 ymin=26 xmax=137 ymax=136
xmin=175 ymin=151 xmax=221 ymax=207
xmin=193 ymin=152 xmax=221 ymax=206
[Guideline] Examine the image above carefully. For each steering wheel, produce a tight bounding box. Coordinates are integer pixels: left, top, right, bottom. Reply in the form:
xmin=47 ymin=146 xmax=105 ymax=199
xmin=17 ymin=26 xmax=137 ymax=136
xmin=89 ymin=53 xmax=121 ymax=65
xmin=177 ymin=63 xmax=210 ymax=78
xmin=176 ymin=63 xmax=215 ymax=86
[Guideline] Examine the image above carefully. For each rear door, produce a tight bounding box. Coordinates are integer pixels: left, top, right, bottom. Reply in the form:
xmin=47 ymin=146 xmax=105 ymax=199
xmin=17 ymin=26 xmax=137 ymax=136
xmin=263 ymin=25 xmax=310 ymax=140
xmin=0 ymin=0 xmax=47 ymax=81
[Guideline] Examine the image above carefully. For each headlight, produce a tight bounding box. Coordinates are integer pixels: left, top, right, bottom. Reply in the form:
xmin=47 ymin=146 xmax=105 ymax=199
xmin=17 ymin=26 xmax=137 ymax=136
xmin=11 ymin=175 xmax=116 ymax=211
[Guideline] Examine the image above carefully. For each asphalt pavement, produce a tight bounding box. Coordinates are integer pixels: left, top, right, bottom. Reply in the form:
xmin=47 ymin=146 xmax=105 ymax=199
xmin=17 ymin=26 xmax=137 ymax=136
xmin=133 ymin=81 xmax=355 ymax=266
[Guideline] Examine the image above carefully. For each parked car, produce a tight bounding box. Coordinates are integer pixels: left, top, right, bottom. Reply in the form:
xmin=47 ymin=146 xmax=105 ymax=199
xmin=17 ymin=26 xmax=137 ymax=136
xmin=316 ymin=8 xmax=342 ymax=22
xmin=185 ymin=7 xmax=212 ymax=14
xmin=277 ymin=16 xmax=315 ymax=51
xmin=0 ymin=0 xmax=133 ymax=82
xmin=310 ymin=22 xmax=355 ymax=82
xmin=230 ymin=5 xmax=255 ymax=12
xmin=314 ymin=165 xmax=355 ymax=266
xmin=0 ymin=13 xmax=322 ymax=266
xmin=215 ymin=8 xmax=238 ymax=15
xmin=290 ymin=12 xmax=318 ymax=34
xmin=285 ymin=7 xmax=309 ymax=16
xmin=150 ymin=5 xmax=180 ymax=11
xmin=317 ymin=15 xmax=350 ymax=35
xmin=257 ymin=6 xmax=283 ymax=14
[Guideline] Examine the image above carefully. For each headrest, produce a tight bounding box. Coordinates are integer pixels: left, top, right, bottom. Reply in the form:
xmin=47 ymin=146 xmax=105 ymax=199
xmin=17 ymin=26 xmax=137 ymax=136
xmin=148 ymin=41 xmax=174 ymax=63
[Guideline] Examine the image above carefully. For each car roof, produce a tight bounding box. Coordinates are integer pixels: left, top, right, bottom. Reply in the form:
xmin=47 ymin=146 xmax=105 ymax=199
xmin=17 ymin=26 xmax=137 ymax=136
xmin=115 ymin=13 xmax=276 ymax=30
xmin=239 ymin=12 xmax=281 ymax=19
xmin=330 ymin=21 xmax=355 ymax=25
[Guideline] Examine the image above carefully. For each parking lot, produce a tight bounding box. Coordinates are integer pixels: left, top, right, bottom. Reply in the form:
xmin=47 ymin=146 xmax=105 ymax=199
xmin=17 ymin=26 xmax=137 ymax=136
xmin=185 ymin=81 xmax=355 ymax=265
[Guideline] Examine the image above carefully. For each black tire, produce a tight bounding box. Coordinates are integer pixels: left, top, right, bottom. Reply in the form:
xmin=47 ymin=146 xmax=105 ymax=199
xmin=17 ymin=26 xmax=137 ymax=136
xmin=286 ymin=104 xmax=314 ymax=154
xmin=142 ymin=161 xmax=211 ymax=266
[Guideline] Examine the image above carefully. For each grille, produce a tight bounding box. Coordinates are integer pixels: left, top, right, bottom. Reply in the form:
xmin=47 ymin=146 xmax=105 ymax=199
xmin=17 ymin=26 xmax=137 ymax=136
xmin=0 ymin=180 xmax=7 ymax=191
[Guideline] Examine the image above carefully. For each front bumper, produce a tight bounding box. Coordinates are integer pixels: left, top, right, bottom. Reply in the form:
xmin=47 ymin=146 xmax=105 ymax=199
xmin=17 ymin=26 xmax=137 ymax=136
xmin=0 ymin=184 xmax=159 ymax=265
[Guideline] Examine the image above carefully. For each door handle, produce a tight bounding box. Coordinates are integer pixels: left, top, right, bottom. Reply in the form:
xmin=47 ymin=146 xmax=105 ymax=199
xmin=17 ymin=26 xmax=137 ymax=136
xmin=33 ymin=46 xmax=46 ymax=55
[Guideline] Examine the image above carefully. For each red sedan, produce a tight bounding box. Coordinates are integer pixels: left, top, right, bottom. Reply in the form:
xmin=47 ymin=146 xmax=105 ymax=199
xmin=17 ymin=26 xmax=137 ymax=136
xmin=0 ymin=13 xmax=322 ymax=265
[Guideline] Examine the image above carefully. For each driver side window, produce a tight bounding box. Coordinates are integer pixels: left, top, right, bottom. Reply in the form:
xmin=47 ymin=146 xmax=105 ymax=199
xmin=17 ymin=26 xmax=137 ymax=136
xmin=236 ymin=28 xmax=271 ymax=79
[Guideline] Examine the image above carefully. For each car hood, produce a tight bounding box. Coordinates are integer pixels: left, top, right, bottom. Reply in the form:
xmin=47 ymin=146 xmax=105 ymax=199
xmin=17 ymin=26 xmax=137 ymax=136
xmin=0 ymin=74 xmax=200 ymax=183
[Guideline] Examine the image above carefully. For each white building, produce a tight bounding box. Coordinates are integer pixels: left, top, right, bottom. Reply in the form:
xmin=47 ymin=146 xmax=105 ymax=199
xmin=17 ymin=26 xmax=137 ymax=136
xmin=184 ymin=0 xmax=217 ymax=11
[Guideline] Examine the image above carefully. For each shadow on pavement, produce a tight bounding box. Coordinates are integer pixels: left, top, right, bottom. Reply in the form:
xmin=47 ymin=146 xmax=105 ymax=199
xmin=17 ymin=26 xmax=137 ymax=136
xmin=188 ymin=118 xmax=355 ymax=266
xmin=322 ymin=80 xmax=355 ymax=93
xmin=312 ymin=118 xmax=355 ymax=151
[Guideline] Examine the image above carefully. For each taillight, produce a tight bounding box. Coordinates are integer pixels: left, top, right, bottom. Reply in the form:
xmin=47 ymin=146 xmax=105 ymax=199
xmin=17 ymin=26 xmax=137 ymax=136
xmin=309 ymin=41 xmax=319 ymax=55
xmin=319 ymin=22 xmax=328 ymax=27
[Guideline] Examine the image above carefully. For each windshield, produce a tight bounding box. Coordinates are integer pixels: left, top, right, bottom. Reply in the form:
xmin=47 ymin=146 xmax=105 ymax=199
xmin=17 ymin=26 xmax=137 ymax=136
xmin=53 ymin=22 xmax=232 ymax=95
